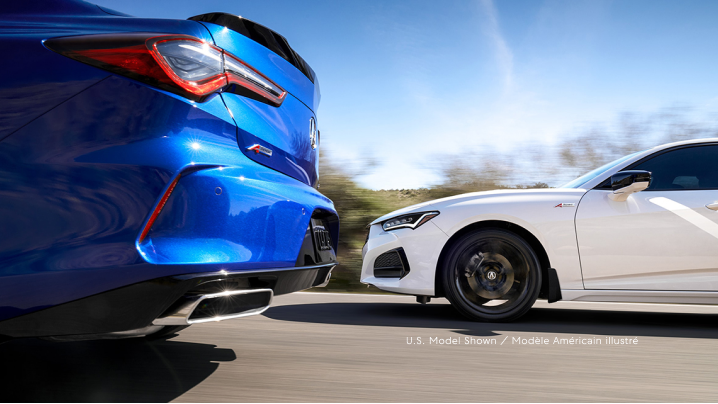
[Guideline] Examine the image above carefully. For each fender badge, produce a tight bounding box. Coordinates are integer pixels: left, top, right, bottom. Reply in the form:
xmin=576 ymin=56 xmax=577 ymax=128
xmin=247 ymin=144 xmax=273 ymax=157
xmin=554 ymin=203 xmax=576 ymax=208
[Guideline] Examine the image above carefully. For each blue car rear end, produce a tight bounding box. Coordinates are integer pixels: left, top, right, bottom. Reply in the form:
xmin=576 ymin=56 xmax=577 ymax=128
xmin=0 ymin=0 xmax=337 ymax=339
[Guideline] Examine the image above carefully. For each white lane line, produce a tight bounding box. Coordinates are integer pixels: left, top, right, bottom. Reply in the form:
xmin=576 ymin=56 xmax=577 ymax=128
xmin=649 ymin=196 xmax=718 ymax=239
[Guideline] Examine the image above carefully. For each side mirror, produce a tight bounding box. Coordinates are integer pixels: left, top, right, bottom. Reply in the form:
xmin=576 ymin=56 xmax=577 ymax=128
xmin=608 ymin=170 xmax=651 ymax=202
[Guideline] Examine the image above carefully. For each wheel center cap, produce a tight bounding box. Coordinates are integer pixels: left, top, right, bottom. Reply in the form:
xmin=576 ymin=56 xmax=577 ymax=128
xmin=465 ymin=252 xmax=515 ymax=300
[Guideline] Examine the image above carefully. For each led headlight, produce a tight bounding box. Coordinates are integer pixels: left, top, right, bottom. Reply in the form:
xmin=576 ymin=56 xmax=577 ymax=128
xmin=382 ymin=211 xmax=440 ymax=231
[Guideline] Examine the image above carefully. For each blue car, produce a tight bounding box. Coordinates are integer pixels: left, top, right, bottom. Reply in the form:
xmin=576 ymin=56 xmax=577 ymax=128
xmin=0 ymin=0 xmax=337 ymax=341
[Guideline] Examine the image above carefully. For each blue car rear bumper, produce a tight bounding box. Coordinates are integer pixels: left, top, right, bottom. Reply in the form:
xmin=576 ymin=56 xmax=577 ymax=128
xmin=0 ymin=76 xmax=337 ymax=334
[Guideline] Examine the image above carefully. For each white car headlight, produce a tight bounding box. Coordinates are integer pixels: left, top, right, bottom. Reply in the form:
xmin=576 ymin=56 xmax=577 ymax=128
xmin=381 ymin=211 xmax=440 ymax=231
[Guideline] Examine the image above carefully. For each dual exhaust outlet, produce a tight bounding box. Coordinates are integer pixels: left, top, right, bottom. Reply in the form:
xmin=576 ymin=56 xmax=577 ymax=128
xmin=153 ymin=288 xmax=273 ymax=325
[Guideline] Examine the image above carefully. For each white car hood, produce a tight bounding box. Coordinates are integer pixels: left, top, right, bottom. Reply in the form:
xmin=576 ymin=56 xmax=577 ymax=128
xmin=371 ymin=188 xmax=587 ymax=225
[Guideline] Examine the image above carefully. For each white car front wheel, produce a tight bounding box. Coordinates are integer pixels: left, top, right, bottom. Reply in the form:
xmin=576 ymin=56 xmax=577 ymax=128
xmin=441 ymin=229 xmax=541 ymax=322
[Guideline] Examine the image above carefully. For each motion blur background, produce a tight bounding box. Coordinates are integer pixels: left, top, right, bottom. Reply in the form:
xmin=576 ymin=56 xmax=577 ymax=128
xmin=95 ymin=0 xmax=718 ymax=291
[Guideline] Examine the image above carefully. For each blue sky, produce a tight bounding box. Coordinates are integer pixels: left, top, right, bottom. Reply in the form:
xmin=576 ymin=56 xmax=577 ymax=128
xmin=92 ymin=0 xmax=718 ymax=189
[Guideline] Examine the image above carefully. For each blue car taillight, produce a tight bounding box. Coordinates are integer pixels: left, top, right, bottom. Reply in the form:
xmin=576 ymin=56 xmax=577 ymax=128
xmin=45 ymin=33 xmax=286 ymax=105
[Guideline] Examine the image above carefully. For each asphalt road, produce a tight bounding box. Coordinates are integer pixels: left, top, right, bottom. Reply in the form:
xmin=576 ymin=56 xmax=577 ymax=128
xmin=4 ymin=292 xmax=718 ymax=402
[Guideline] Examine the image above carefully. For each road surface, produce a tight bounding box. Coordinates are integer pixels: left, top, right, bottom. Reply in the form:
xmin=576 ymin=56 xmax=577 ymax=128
xmin=3 ymin=292 xmax=718 ymax=402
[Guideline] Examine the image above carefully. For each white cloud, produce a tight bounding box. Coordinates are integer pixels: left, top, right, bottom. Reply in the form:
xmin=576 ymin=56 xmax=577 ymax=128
xmin=478 ymin=0 xmax=514 ymax=90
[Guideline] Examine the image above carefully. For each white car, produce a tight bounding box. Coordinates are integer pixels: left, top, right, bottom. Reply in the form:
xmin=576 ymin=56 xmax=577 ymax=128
xmin=361 ymin=139 xmax=718 ymax=321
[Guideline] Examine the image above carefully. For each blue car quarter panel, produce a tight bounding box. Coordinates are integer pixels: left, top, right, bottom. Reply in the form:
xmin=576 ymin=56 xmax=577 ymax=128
xmin=0 ymin=0 xmax=337 ymax=337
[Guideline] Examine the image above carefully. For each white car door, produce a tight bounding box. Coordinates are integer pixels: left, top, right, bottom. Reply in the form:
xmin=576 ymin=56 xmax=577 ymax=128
xmin=575 ymin=144 xmax=718 ymax=291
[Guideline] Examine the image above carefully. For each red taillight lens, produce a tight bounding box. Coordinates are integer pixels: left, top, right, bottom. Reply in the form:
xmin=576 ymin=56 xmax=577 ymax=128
xmin=224 ymin=52 xmax=286 ymax=106
xmin=148 ymin=36 xmax=227 ymax=96
xmin=45 ymin=33 xmax=286 ymax=105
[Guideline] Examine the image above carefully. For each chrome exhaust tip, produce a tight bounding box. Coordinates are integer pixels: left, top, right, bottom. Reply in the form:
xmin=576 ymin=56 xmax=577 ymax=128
xmin=153 ymin=288 xmax=273 ymax=326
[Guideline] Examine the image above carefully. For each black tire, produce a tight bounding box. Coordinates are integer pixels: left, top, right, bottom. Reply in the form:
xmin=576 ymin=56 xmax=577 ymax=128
xmin=441 ymin=228 xmax=541 ymax=322
xmin=145 ymin=325 xmax=189 ymax=340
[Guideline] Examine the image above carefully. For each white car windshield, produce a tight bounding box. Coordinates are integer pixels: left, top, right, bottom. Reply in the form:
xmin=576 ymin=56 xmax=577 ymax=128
xmin=561 ymin=151 xmax=643 ymax=189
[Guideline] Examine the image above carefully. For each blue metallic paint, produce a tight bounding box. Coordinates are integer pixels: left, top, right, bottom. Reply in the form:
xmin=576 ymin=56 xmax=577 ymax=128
xmin=0 ymin=0 xmax=337 ymax=326
xmin=200 ymin=21 xmax=320 ymax=187
xmin=225 ymin=94 xmax=319 ymax=187
xmin=141 ymin=165 xmax=331 ymax=265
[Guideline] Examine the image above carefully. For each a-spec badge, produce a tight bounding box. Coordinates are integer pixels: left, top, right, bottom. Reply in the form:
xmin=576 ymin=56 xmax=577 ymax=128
xmin=246 ymin=144 xmax=273 ymax=157
xmin=554 ymin=203 xmax=576 ymax=208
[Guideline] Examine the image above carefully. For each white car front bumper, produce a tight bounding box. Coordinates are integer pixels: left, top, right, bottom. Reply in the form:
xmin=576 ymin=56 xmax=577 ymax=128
xmin=361 ymin=221 xmax=449 ymax=296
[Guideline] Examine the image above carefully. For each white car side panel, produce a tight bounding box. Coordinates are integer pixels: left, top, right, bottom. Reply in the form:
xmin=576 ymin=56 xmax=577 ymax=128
xmin=576 ymin=189 xmax=718 ymax=291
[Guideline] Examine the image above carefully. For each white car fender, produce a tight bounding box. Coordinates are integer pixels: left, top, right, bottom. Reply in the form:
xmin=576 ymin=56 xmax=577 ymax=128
xmin=430 ymin=190 xmax=587 ymax=290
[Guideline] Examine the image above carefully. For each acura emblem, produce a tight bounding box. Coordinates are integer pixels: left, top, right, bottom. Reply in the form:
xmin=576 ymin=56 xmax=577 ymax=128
xmin=309 ymin=117 xmax=317 ymax=149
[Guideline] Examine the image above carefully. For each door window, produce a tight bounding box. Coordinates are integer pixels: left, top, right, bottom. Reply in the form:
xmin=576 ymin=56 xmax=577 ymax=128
xmin=630 ymin=144 xmax=718 ymax=191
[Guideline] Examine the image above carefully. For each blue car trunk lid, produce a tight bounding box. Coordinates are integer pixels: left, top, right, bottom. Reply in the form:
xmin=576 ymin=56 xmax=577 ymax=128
xmin=193 ymin=15 xmax=320 ymax=187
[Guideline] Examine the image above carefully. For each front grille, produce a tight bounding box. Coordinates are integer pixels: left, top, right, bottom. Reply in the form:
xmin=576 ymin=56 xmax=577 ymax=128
xmin=373 ymin=248 xmax=409 ymax=278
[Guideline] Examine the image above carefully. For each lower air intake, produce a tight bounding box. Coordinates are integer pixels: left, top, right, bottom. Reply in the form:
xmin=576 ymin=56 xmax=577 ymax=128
xmin=374 ymin=248 xmax=409 ymax=278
